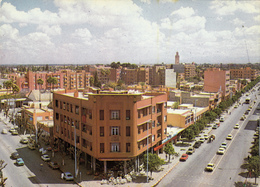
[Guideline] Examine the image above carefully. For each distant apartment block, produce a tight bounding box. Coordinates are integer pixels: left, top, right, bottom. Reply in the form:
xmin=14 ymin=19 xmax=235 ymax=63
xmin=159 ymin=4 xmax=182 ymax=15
xmin=184 ymin=63 xmax=196 ymax=79
xmin=149 ymin=65 xmax=176 ymax=87
xmin=12 ymin=70 xmax=92 ymax=92
xmin=53 ymin=89 xmax=167 ymax=173
xmin=121 ymin=68 xmax=138 ymax=85
xmin=230 ymin=67 xmax=257 ymax=80
xmin=204 ymin=68 xmax=230 ymax=97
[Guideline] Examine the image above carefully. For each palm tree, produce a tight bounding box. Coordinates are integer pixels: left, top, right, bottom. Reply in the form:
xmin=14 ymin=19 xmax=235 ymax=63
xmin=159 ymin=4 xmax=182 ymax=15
xmin=37 ymin=78 xmax=44 ymax=102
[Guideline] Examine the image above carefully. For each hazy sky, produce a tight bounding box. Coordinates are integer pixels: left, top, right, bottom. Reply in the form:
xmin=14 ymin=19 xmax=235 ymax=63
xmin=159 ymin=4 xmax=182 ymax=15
xmin=0 ymin=0 xmax=259 ymax=65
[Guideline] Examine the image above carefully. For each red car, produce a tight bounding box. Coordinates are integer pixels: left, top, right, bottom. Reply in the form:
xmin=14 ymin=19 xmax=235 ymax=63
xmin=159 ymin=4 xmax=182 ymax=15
xmin=180 ymin=153 xmax=188 ymax=161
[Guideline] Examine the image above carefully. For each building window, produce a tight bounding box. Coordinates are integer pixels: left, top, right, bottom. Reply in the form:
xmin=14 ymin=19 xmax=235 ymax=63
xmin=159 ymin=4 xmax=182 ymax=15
xmin=70 ymin=104 xmax=73 ymax=113
xmin=111 ymin=126 xmax=119 ymax=135
xmin=126 ymin=126 xmax=130 ymax=136
xmin=55 ymin=100 xmax=58 ymax=108
xmin=164 ymin=102 xmax=167 ymax=108
xmin=60 ymin=114 xmax=63 ymax=122
xmin=63 ymin=102 xmax=66 ymax=110
xmin=152 ymin=121 xmax=155 ymax=128
xmin=138 ymin=126 xmax=141 ymax=134
xmin=55 ymin=113 xmax=59 ymax=120
xmin=152 ymin=135 xmax=155 ymax=142
xmin=67 ymin=103 xmax=69 ymax=111
xmin=89 ymin=110 xmax=92 ymax=119
xmin=56 ymin=125 xmax=59 ymax=133
xmin=100 ymin=110 xmax=104 ymax=120
xmin=75 ymin=120 xmax=79 ymax=129
xmin=68 ymin=130 xmax=70 ymax=139
xmin=152 ymin=106 xmax=155 ymax=113
xmin=164 ymin=115 xmax=167 ymax=122
xmin=75 ymin=106 xmax=79 ymax=114
xmin=76 ymin=136 xmax=80 ymax=144
xmin=60 ymin=101 xmax=62 ymax=109
xmin=64 ymin=116 xmax=67 ymax=123
xmin=126 ymin=143 xmax=130 ymax=152
xmin=100 ymin=127 xmax=104 ymax=137
xmin=111 ymin=110 xmax=120 ymax=120
xmin=111 ymin=143 xmax=120 ymax=152
xmin=82 ymin=123 xmax=86 ymax=132
xmin=100 ymin=143 xmax=104 ymax=153
xmin=126 ymin=110 xmax=130 ymax=120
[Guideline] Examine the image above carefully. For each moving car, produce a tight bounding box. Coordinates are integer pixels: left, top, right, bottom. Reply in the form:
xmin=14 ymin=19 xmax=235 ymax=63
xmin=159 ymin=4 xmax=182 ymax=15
xmin=217 ymin=148 xmax=225 ymax=155
xmin=20 ymin=138 xmax=28 ymax=144
xmin=63 ymin=172 xmax=74 ymax=181
xmin=234 ymin=104 xmax=238 ymax=108
xmin=11 ymin=152 xmax=20 ymax=159
xmin=234 ymin=124 xmax=239 ymax=129
xmin=226 ymin=134 xmax=233 ymax=140
xmin=41 ymin=154 xmax=51 ymax=162
xmin=205 ymin=163 xmax=215 ymax=171
xmin=186 ymin=147 xmax=195 ymax=155
xmin=48 ymin=162 xmax=60 ymax=169
xmin=179 ymin=154 xmax=188 ymax=161
xmin=16 ymin=158 xmax=24 ymax=166
xmin=193 ymin=141 xmax=202 ymax=148
xmin=220 ymin=142 xmax=227 ymax=149
xmin=212 ymin=125 xmax=218 ymax=129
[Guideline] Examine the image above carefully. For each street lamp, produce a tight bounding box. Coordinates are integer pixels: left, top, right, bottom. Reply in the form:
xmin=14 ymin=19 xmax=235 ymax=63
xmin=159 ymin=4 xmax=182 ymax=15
xmin=73 ymin=126 xmax=77 ymax=178
xmin=147 ymin=121 xmax=149 ymax=183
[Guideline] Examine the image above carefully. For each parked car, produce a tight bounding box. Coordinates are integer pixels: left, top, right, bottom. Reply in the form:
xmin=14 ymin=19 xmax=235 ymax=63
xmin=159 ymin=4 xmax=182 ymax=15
xmin=28 ymin=143 xmax=36 ymax=150
xmin=193 ymin=141 xmax=202 ymax=148
xmin=226 ymin=134 xmax=233 ymax=140
xmin=9 ymin=128 xmax=15 ymax=133
xmin=212 ymin=125 xmax=218 ymax=129
xmin=220 ymin=117 xmax=224 ymax=122
xmin=1 ymin=129 xmax=7 ymax=134
xmin=63 ymin=172 xmax=74 ymax=181
xmin=234 ymin=124 xmax=239 ymax=129
xmin=11 ymin=152 xmax=20 ymax=159
xmin=48 ymin=162 xmax=60 ymax=169
xmin=179 ymin=154 xmax=188 ymax=161
xmin=199 ymin=137 xmax=205 ymax=143
xmin=41 ymin=154 xmax=51 ymax=162
xmin=186 ymin=147 xmax=195 ymax=155
xmin=11 ymin=130 xmax=19 ymax=135
xmin=217 ymin=148 xmax=225 ymax=155
xmin=16 ymin=158 xmax=24 ymax=166
xmin=204 ymin=134 xmax=208 ymax=140
xmin=240 ymin=115 xmax=245 ymax=121
xmin=234 ymin=104 xmax=238 ymax=108
xmin=20 ymin=138 xmax=28 ymax=144
xmin=205 ymin=163 xmax=215 ymax=171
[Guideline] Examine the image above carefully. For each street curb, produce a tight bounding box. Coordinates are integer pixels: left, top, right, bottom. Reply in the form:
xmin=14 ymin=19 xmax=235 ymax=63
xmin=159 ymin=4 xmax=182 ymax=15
xmin=152 ymin=161 xmax=180 ymax=187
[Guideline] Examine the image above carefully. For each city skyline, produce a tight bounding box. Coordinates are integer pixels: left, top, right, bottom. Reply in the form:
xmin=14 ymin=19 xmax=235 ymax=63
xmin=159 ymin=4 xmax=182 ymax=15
xmin=0 ymin=0 xmax=259 ymax=65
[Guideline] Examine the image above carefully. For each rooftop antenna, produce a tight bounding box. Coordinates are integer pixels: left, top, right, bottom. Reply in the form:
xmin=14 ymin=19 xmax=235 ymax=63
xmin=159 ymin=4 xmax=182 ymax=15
xmin=242 ymin=25 xmax=250 ymax=63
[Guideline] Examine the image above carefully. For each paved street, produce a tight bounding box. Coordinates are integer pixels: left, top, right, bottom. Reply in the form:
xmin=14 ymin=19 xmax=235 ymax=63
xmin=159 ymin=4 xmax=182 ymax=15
xmin=0 ymin=87 xmax=259 ymax=187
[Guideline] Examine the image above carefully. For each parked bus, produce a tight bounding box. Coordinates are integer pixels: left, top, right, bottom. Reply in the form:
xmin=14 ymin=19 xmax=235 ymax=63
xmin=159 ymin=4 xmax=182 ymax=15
xmin=245 ymin=97 xmax=250 ymax=104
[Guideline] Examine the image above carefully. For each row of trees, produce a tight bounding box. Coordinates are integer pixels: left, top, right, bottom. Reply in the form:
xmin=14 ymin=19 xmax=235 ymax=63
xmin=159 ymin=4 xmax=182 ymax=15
xmin=182 ymin=76 xmax=260 ymax=141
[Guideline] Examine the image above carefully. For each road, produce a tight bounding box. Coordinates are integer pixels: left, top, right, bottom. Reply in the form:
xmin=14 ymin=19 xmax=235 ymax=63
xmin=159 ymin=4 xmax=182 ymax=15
xmin=0 ymin=113 xmax=76 ymax=187
xmin=158 ymin=88 xmax=260 ymax=187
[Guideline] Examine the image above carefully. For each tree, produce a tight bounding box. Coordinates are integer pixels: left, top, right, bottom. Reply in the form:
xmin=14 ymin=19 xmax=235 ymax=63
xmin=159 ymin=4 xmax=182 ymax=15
xmin=89 ymin=77 xmax=94 ymax=87
xmin=47 ymin=76 xmax=58 ymax=91
xmin=143 ymin=153 xmax=165 ymax=178
xmin=0 ymin=160 xmax=7 ymax=186
xmin=164 ymin=143 xmax=175 ymax=162
xmin=37 ymin=78 xmax=44 ymax=102
xmin=247 ymin=156 xmax=260 ymax=184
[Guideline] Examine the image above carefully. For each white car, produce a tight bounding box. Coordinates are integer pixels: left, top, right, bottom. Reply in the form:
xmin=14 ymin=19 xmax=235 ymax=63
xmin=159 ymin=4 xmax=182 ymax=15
xmin=234 ymin=124 xmax=239 ymax=129
xmin=226 ymin=134 xmax=233 ymax=140
xmin=217 ymin=148 xmax=225 ymax=155
xmin=220 ymin=142 xmax=227 ymax=149
xmin=41 ymin=154 xmax=50 ymax=161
